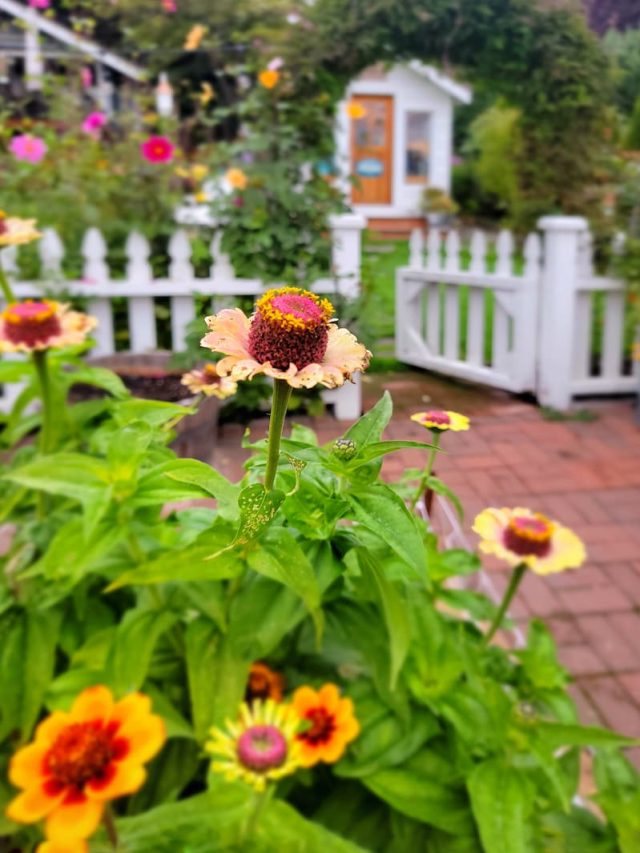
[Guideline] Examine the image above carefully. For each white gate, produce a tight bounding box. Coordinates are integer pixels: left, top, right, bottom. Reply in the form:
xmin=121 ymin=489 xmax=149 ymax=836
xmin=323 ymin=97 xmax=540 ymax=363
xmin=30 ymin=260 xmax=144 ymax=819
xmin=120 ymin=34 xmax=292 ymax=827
xmin=397 ymin=217 xmax=638 ymax=409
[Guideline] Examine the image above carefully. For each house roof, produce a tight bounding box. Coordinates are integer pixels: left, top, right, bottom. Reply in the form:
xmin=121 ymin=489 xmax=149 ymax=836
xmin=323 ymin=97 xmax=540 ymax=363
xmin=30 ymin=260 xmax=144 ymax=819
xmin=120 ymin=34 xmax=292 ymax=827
xmin=407 ymin=62 xmax=472 ymax=104
xmin=0 ymin=0 xmax=145 ymax=81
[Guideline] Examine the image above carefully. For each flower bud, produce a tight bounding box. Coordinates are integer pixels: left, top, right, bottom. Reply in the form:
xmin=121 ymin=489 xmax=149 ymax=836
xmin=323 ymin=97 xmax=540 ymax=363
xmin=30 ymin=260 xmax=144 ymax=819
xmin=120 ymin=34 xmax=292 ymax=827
xmin=332 ymin=438 xmax=357 ymax=461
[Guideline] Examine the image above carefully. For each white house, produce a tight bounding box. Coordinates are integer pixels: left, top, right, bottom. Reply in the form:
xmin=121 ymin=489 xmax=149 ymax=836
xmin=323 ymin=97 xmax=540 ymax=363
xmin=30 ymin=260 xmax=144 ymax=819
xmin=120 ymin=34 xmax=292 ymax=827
xmin=335 ymin=62 xmax=471 ymax=231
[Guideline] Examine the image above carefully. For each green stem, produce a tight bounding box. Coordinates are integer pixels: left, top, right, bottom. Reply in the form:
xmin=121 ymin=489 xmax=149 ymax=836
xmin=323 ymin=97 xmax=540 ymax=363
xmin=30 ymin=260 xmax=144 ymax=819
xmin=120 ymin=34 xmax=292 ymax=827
xmin=409 ymin=433 xmax=441 ymax=512
xmin=241 ymin=786 xmax=273 ymax=842
xmin=0 ymin=258 xmax=16 ymax=303
xmin=482 ymin=563 xmax=527 ymax=647
xmin=263 ymin=379 xmax=292 ymax=491
xmin=32 ymin=349 xmax=53 ymax=454
xmin=103 ymin=803 xmax=120 ymax=849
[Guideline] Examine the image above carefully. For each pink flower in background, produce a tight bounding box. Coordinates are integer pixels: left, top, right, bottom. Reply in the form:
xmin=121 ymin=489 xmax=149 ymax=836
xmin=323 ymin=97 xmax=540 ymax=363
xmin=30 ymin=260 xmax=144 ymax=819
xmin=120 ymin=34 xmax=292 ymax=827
xmin=268 ymin=57 xmax=284 ymax=71
xmin=162 ymin=0 xmax=177 ymax=11
xmin=80 ymin=66 xmax=93 ymax=88
xmin=81 ymin=111 xmax=107 ymax=137
xmin=141 ymin=135 xmax=175 ymax=163
xmin=9 ymin=134 xmax=48 ymax=164
xmin=29 ymin=0 xmax=50 ymax=8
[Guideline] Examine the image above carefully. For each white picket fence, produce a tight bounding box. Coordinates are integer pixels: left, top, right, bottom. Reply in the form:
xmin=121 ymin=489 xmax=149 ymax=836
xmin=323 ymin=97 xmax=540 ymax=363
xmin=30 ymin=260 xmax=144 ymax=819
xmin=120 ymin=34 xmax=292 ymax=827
xmin=396 ymin=216 xmax=638 ymax=409
xmin=0 ymin=213 xmax=366 ymax=418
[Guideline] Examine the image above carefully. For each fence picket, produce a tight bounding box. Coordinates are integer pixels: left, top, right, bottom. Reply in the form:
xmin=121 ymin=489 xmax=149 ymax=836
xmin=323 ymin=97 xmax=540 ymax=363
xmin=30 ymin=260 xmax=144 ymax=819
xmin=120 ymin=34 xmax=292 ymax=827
xmin=426 ymin=228 xmax=441 ymax=272
xmin=572 ymin=293 xmax=592 ymax=380
xmin=495 ymin=230 xmax=514 ymax=276
xmin=39 ymin=228 xmax=64 ymax=278
xmin=126 ymin=233 xmax=156 ymax=352
xmin=443 ymin=285 xmax=460 ymax=360
xmin=409 ymin=229 xmax=424 ymax=269
xmin=82 ymin=228 xmax=109 ymax=284
xmin=168 ymin=230 xmax=194 ymax=283
xmin=469 ymin=230 xmax=486 ymax=275
xmin=170 ymin=295 xmax=195 ymax=351
xmin=601 ymin=292 xmax=625 ymax=379
xmin=466 ymin=289 xmax=485 ymax=366
xmin=492 ymin=299 xmax=510 ymax=373
xmin=444 ymin=230 xmax=461 ymax=273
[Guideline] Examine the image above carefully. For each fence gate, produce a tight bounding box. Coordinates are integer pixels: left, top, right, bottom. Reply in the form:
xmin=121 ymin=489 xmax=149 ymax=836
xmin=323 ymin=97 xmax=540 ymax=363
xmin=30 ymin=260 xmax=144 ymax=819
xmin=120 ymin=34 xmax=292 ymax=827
xmin=396 ymin=227 xmax=540 ymax=394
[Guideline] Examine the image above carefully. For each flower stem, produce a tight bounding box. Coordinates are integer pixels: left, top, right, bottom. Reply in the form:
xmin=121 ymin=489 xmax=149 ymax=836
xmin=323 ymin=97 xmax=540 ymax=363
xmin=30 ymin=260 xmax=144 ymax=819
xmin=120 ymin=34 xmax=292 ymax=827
xmin=482 ymin=563 xmax=527 ymax=647
xmin=241 ymin=786 xmax=273 ymax=842
xmin=0 ymin=258 xmax=15 ymax=303
xmin=264 ymin=379 xmax=292 ymax=491
xmin=103 ymin=804 xmax=120 ymax=849
xmin=32 ymin=349 xmax=53 ymax=454
xmin=410 ymin=433 xmax=441 ymax=512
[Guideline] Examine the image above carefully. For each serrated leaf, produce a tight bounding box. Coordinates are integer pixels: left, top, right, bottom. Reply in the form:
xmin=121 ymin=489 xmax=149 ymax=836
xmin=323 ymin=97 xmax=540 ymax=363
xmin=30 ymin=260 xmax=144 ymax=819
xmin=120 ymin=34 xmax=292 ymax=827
xmin=467 ymin=759 xmax=535 ymax=853
xmin=105 ymin=608 xmax=178 ymax=695
xmin=343 ymin=391 xmax=392 ymax=448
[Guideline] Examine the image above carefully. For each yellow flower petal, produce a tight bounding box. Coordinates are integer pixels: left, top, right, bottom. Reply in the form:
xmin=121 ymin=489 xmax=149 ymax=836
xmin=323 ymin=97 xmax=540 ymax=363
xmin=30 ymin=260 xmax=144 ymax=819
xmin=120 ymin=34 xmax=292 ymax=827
xmin=45 ymin=797 xmax=103 ymax=843
xmin=85 ymin=761 xmax=146 ymax=801
xmin=8 ymin=742 xmax=48 ymax=788
xmin=70 ymin=686 xmax=114 ymax=723
xmin=6 ymin=784 xmax=63 ymax=824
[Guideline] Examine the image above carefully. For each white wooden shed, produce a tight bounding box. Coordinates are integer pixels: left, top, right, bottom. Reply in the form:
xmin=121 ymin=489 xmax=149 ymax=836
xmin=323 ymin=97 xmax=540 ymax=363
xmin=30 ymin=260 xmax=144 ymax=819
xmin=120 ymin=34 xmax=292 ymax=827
xmin=335 ymin=62 xmax=471 ymax=232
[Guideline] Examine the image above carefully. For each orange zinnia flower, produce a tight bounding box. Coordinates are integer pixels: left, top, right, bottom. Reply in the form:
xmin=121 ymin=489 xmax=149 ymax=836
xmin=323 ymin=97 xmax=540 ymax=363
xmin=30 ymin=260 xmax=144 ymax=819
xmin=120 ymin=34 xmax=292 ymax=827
xmin=37 ymin=841 xmax=87 ymax=853
xmin=246 ymin=662 xmax=285 ymax=703
xmin=292 ymin=684 xmax=360 ymax=767
xmin=225 ymin=167 xmax=248 ymax=190
xmin=201 ymin=287 xmax=370 ymax=390
xmin=258 ymin=69 xmax=280 ymax=89
xmin=6 ymin=686 xmax=166 ymax=848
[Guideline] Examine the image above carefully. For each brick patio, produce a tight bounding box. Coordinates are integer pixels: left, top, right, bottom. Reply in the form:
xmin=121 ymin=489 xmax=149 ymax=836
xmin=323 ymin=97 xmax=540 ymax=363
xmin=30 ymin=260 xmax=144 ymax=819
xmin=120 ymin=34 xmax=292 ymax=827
xmin=214 ymin=370 xmax=640 ymax=760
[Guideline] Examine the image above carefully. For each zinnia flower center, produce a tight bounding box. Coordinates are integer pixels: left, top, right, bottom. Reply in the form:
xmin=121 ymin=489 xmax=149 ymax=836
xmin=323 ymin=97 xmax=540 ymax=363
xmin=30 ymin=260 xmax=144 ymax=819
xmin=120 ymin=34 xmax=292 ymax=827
xmin=247 ymin=287 xmax=333 ymax=371
xmin=0 ymin=216 xmax=7 ymax=235
xmin=299 ymin=707 xmax=336 ymax=745
xmin=237 ymin=724 xmax=287 ymax=771
xmin=423 ymin=411 xmax=451 ymax=426
xmin=45 ymin=722 xmax=124 ymax=790
xmin=504 ymin=514 xmax=553 ymax=557
xmin=2 ymin=300 xmax=61 ymax=347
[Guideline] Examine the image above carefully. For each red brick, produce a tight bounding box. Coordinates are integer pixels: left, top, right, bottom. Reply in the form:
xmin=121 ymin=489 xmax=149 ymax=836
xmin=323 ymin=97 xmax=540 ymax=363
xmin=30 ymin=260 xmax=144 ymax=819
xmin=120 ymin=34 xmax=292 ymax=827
xmin=568 ymin=683 xmax=604 ymax=727
xmin=575 ymin=615 xmax=640 ymax=671
xmin=583 ymin=675 xmax=640 ymax=737
xmin=558 ymin=585 xmax=631 ymax=616
xmin=558 ymin=645 xmax=606 ymax=676
xmin=588 ymin=540 xmax=640 ymax=564
xmin=603 ymin=564 xmax=640 ymax=602
xmin=520 ymin=574 xmax=565 ymax=618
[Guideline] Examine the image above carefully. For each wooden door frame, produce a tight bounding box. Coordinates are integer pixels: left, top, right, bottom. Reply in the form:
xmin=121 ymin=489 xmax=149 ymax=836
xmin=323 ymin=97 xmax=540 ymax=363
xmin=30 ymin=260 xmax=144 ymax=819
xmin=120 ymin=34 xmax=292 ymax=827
xmin=349 ymin=94 xmax=394 ymax=206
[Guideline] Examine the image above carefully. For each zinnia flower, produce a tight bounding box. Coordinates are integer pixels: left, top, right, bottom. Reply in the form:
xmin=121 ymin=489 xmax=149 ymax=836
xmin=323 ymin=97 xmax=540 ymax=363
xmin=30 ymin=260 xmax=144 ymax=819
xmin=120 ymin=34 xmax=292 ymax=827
xmin=0 ymin=212 xmax=41 ymax=247
xmin=38 ymin=840 xmax=86 ymax=853
xmin=9 ymin=134 xmax=48 ymax=164
xmin=411 ymin=410 xmax=469 ymax=432
xmin=246 ymin=662 xmax=285 ymax=704
xmin=162 ymin=0 xmax=177 ymax=11
xmin=29 ymin=0 xmax=50 ymax=8
xmin=180 ymin=363 xmax=237 ymax=399
xmin=292 ymin=684 xmax=360 ymax=768
xmin=184 ymin=24 xmax=206 ymax=51
xmin=140 ymin=136 xmax=175 ymax=164
xmin=206 ymin=699 xmax=300 ymax=792
xmin=473 ymin=507 xmax=587 ymax=575
xmin=258 ymin=69 xmax=280 ymax=89
xmin=0 ymin=300 xmax=96 ymax=353
xmin=346 ymin=101 xmax=366 ymax=120
xmin=225 ymin=167 xmax=248 ymax=190
xmin=201 ymin=287 xmax=371 ymax=390
xmin=81 ymin=112 xmax=107 ymax=137
xmin=6 ymin=686 xmax=165 ymax=849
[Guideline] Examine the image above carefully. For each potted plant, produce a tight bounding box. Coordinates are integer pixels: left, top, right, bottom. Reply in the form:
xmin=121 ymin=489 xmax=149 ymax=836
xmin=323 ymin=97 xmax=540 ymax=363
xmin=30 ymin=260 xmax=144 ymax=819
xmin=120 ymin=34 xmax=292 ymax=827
xmin=420 ymin=186 xmax=459 ymax=228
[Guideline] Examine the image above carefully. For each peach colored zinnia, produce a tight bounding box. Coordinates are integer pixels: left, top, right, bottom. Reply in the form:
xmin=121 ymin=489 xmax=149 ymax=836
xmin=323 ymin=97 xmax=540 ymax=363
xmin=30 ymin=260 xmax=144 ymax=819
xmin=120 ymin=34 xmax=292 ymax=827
xmin=0 ymin=300 xmax=96 ymax=353
xmin=0 ymin=212 xmax=41 ymax=247
xmin=201 ymin=287 xmax=370 ymax=389
xmin=6 ymin=686 xmax=165 ymax=849
xmin=180 ymin=363 xmax=237 ymax=399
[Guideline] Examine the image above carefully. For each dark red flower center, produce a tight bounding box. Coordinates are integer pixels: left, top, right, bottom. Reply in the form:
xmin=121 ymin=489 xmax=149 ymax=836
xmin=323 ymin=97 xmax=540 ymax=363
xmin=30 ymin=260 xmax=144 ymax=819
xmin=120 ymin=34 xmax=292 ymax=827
xmin=299 ymin=707 xmax=336 ymax=746
xmin=503 ymin=514 xmax=553 ymax=557
xmin=0 ymin=217 xmax=7 ymax=235
xmin=236 ymin=724 xmax=287 ymax=771
xmin=247 ymin=288 xmax=333 ymax=371
xmin=2 ymin=300 xmax=61 ymax=347
xmin=44 ymin=721 xmax=127 ymax=791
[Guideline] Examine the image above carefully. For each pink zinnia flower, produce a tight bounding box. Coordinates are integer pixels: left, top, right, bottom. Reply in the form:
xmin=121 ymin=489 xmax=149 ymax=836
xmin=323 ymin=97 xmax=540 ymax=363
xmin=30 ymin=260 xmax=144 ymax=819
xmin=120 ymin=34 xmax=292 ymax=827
xmin=81 ymin=111 xmax=107 ymax=137
xmin=80 ymin=67 xmax=93 ymax=88
xmin=29 ymin=0 xmax=50 ymax=8
xmin=9 ymin=134 xmax=48 ymax=164
xmin=162 ymin=0 xmax=177 ymax=11
xmin=140 ymin=136 xmax=175 ymax=164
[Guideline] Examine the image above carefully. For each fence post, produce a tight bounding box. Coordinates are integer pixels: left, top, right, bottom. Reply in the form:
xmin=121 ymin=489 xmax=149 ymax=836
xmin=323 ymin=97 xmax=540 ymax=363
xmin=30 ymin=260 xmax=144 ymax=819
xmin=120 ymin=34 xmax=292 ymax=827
xmin=536 ymin=216 xmax=589 ymax=410
xmin=329 ymin=213 xmax=366 ymax=299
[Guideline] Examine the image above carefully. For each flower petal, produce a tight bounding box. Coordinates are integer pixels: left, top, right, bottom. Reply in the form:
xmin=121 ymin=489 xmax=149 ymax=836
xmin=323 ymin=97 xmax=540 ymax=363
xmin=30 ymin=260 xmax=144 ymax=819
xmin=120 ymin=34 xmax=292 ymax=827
xmin=37 ymin=840 xmax=88 ymax=853
xmin=45 ymin=797 xmax=103 ymax=844
xmin=33 ymin=712 xmax=71 ymax=747
xmin=9 ymin=742 xmax=48 ymax=787
xmin=85 ymin=761 xmax=146 ymax=801
xmin=292 ymin=686 xmax=319 ymax=717
xmin=70 ymin=685 xmax=114 ymax=722
xmin=202 ymin=308 xmax=251 ymax=358
xmin=6 ymin=783 xmax=63 ymax=824
xmin=317 ymin=684 xmax=341 ymax=714
xmin=532 ymin=525 xmax=587 ymax=575
xmin=321 ymin=326 xmax=370 ymax=387
xmin=116 ymin=714 xmax=166 ymax=764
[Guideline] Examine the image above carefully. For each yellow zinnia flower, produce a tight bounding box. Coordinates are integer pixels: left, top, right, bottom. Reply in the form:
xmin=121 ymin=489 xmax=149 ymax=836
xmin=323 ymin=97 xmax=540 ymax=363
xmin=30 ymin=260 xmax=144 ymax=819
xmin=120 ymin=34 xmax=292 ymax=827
xmin=411 ymin=410 xmax=469 ymax=432
xmin=473 ymin=507 xmax=586 ymax=575
xmin=258 ymin=69 xmax=280 ymax=90
xmin=0 ymin=212 xmax=41 ymax=247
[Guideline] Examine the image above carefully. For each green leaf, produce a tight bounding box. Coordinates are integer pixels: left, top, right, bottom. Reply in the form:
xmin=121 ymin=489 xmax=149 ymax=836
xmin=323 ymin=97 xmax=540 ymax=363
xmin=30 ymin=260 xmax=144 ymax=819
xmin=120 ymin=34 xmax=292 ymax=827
xmin=64 ymin=364 xmax=129 ymax=398
xmin=343 ymin=391 xmax=392 ymax=448
xmin=358 ymin=550 xmax=411 ymax=689
xmin=105 ymin=608 xmax=178 ymax=696
xmin=425 ymin=475 xmax=464 ymax=521
xmin=536 ymin=722 xmax=639 ymax=750
xmin=113 ymin=398 xmax=193 ymax=428
xmin=0 ymin=359 xmax=32 ymax=382
xmin=165 ymin=460 xmax=241 ymax=520
xmin=348 ymin=439 xmax=436 ymax=468
xmin=185 ymin=619 xmax=222 ymax=742
xmin=0 ymin=609 xmax=61 ymax=741
xmin=231 ymin=484 xmax=285 ymax=545
xmin=467 ymin=759 xmax=534 ymax=853
xmin=3 ymin=452 xmax=111 ymax=502
xmin=364 ymin=748 xmax=475 ymax=836
xmin=247 ymin=528 xmax=322 ymax=638
xmin=516 ymin=620 xmax=568 ymax=691
xmin=347 ymin=484 xmax=427 ymax=580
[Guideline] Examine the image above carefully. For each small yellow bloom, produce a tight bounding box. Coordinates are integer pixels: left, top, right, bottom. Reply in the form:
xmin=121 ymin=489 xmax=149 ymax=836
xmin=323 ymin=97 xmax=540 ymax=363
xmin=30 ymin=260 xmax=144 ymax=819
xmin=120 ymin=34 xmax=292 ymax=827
xmin=199 ymin=81 xmax=215 ymax=105
xmin=411 ymin=410 xmax=469 ymax=432
xmin=346 ymin=101 xmax=366 ymax=120
xmin=207 ymin=699 xmax=300 ymax=792
xmin=0 ymin=212 xmax=41 ymax=247
xmin=225 ymin=167 xmax=248 ymax=190
xmin=184 ymin=24 xmax=206 ymax=51
xmin=258 ymin=69 xmax=280 ymax=90
xmin=473 ymin=507 xmax=586 ymax=575
xmin=180 ymin=363 xmax=237 ymax=399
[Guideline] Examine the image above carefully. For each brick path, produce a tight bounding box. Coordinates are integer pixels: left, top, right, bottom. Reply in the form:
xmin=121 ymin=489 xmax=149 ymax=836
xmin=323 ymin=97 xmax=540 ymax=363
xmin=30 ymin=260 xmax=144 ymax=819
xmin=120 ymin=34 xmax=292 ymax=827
xmin=214 ymin=370 xmax=640 ymax=759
